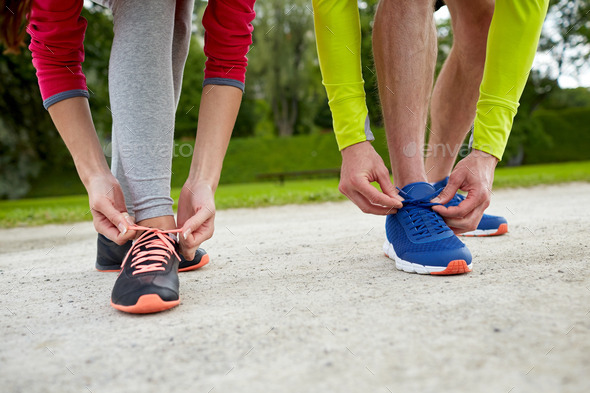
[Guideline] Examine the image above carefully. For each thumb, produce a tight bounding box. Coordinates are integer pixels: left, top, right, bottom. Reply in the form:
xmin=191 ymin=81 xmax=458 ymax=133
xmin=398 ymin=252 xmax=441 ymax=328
xmin=432 ymin=175 xmax=461 ymax=204
xmin=99 ymin=200 xmax=135 ymax=235
xmin=376 ymin=169 xmax=403 ymax=207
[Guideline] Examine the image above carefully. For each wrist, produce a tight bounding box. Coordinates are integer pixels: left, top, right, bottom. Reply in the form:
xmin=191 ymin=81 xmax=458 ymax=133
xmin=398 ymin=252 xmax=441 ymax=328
xmin=77 ymin=160 xmax=112 ymax=187
xmin=341 ymin=140 xmax=371 ymax=157
xmin=471 ymin=148 xmax=498 ymax=167
xmin=185 ymin=172 xmax=218 ymax=192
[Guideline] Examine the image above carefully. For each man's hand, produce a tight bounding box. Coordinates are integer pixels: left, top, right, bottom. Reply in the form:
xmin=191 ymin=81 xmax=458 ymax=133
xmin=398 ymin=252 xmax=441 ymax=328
xmin=86 ymin=173 xmax=136 ymax=245
xmin=432 ymin=149 xmax=499 ymax=233
xmin=339 ymin=141 xmax=403 ymax=215
xmin=177 ymin=182 xmax=216 ymax=260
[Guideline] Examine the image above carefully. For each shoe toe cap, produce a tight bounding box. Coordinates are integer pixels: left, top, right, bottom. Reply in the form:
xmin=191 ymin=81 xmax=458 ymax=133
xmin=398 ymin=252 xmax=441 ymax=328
xmin=112 ymin=275 xmax=179 ymax=306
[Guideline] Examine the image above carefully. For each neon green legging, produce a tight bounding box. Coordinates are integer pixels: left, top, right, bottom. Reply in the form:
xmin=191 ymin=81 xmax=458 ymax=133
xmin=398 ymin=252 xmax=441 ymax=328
xmin=312 ymin=0 xmax=549 ymax=160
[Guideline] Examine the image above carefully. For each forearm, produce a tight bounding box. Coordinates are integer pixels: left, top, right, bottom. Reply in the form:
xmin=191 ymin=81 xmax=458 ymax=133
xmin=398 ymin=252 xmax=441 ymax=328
xmin=473 ymin=0 xmax=549 ymax=160
xmin=47 ymin=97 xmax=110 ymax=186
xmin=186 ymin=85 xmax=242 ymax=191
xmin=312 ymin=0 xmax=372 ymax=150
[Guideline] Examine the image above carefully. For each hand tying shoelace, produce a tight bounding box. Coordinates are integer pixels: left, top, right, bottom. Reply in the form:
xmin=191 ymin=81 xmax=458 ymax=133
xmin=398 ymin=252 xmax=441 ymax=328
xmin=384 ymin=182 xmax=472 ymax=275
xmin=122 ymin=225 xmax=182 ymax=275
xmin=396 ymin=187 xmax=449 ymax=241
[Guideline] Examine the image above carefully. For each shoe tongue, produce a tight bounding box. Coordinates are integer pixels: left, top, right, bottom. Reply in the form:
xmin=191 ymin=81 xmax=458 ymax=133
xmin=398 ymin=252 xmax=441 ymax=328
xmin=401 ymin=182 xmax=437 ymax=199
xmin=432 ymin=176 xmax=449 ymax=189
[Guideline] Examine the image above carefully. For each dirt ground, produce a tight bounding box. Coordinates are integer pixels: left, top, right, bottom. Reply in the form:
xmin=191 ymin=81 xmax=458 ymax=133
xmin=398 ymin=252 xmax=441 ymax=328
xmin=1 ymin=183 xmax=589 ymax=393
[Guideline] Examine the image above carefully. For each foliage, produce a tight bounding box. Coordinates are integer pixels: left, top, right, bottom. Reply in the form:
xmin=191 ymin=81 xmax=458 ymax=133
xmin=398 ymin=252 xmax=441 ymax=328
xmin=83 ymin=5 xmax=114 ymax=140
xmin=0 ymin=48 xmax=47 ymax=198
xmin=538 ymin=0 xmax=590 ymax=83
xmin=0 ymin=5 xmax=113 ymax=199
xmin=524 ymin=107 xmax=590 ymax=164
xmin=175 ymin=36 xmax=206 ymax=139
xmin=248 ymin=0 xmax=322 ymax=137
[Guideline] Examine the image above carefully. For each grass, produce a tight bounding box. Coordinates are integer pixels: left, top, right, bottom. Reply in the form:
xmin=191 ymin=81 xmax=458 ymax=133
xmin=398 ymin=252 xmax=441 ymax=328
xmin=1 ymin=160 xmax=589 ymax=228
xmin=0 ymin=179 xmax=344 ymax=228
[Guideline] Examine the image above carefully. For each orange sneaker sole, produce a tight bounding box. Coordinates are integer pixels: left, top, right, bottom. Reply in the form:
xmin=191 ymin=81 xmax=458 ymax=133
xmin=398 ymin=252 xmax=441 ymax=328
xmin=431 ymin=260 xmax=472 ymax=275
xmin=111 ymin=294 xmax=180 ymax=314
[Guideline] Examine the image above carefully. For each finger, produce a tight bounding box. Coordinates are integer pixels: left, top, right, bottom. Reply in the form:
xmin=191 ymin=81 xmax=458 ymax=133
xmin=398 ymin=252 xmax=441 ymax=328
xmin=92 ymin=201 xmax=136 ymax=243
xmin=114 ymin=214 xmax=136 ymax=243
xmin=356 ymin=180 xmax=402 ymax=209
xmin=348 ymin=190 xmax=399 ymax=215
xmin=431 ymin=174 xmax=462 ymax=204
xmin=181 ymin=208 xmax=213 ymax=241
xmin=443 ymin=205 xmax=486 ymax=233
xmin=96 ymin=220 xmax=124 ymax=244
xmin=191 ymin=223 xmax=215 ymax=248
xmin=375 ymin=169 xmax=404 ymax=206
xmin=432 ymin=192 xmax=482 ymax=219
xmin=179 ymin=222 xmax=214 ymax=260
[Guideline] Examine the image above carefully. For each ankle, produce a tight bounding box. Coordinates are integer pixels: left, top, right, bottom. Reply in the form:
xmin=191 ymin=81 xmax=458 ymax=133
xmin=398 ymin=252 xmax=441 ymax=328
xmin=136 ymin=215 xmax=177 ymax=231
xmin=394 ymin=174 xmax=428 ymax=189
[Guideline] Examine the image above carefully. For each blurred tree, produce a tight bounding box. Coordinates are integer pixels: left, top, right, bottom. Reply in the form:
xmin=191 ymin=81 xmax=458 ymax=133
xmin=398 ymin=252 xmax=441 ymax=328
xmin=0 ymin=50 xmax=48 ymax=198
xmin=83 ymin=5 xmax=114 ymax=141
xmin=248 ymin=0 xmax=321 ymax=137
xmin=175 ymin=36 xmax=206 ymax=139
xmin=540 ymin=86 xmax=590 ymax=109
xmin=503 ymin=0 xmax=590 ymax=164
xmin=0 ymin=5 xmax=114 ymax=199
xmin=538 ymin=0 xmax=590 ymax=84
xmin=359 ymin=0 xmax=381 ymax=128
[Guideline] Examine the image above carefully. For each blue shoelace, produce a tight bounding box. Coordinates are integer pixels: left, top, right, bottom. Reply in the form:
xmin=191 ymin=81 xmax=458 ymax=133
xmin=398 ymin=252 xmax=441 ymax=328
xmin=397 ymin=188 xmax=449 ymax=241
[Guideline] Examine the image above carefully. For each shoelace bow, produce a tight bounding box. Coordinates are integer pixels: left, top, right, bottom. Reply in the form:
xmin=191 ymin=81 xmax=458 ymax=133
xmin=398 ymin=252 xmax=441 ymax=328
xmin=397 ymin=187 xmax=448 ymax=241
xmin=122 ymin=225 xmax=182 ymax=275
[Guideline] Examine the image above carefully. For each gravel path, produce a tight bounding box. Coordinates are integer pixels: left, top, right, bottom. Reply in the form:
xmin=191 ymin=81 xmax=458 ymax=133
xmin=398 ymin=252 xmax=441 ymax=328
xmin=1 ymin=183 xmax=589 ymax=393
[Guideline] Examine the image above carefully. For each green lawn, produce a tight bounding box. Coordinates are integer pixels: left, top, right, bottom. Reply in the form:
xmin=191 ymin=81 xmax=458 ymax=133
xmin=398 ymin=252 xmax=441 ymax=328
xmin=1 ymin=160 xmax=589 ymax=228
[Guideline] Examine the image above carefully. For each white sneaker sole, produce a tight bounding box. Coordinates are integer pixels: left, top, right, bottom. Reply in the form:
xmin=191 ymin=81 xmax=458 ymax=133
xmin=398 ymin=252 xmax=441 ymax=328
xmin=459 ymin=223 xmax=508 ymax=237
xmin=383 ymin=241 xmax=472 ymax=275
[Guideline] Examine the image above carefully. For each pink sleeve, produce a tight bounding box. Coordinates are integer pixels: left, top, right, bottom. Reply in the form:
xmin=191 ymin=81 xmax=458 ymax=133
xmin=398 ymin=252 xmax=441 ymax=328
xmin=202 ymin=0 xmax=256 ymax=90
xmin=27 ymin=0 xmax=88 ymax=109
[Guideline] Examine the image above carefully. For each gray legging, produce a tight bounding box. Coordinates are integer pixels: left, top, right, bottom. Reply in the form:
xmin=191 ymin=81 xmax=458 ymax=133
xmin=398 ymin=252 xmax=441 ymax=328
xmin=102 ymin=0 xmax=194 ymax=222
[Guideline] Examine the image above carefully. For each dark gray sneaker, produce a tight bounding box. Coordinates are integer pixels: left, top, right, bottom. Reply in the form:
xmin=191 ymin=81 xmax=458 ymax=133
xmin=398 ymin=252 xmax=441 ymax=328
xmin=111 ymin=228 xmax=181 ymax=314
xmin=96 ymin=233 xmax=209 ymax=272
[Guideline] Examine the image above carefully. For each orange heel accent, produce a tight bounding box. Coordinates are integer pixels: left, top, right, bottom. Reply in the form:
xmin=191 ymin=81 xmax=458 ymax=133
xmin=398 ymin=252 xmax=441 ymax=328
xmin=431 ymin=260 xmax=472 ymax=275
xmin=178 ymin=254 xmax=210 ymax=272
xmin=111 ymin=294 xmax=180 ymax=314
xmin=494 ymin=223 xmax=508 ymax=236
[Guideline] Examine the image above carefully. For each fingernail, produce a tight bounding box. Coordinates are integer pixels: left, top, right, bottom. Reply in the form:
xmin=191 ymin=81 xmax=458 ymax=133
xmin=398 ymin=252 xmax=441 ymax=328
xmin=432 ymin=197 xmax=440 ymax=203
xmin=183 ymin=230 xmax=190 ymax=240
xmin=118 ymin=222 xmax=127 ymax=234
xmin=125 ymin=215 xmax=135 ymax=225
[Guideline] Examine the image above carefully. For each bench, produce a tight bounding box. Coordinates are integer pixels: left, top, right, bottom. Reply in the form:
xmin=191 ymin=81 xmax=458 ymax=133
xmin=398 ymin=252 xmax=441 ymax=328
xmin=256 ymin=168 xmax=341 ymax=185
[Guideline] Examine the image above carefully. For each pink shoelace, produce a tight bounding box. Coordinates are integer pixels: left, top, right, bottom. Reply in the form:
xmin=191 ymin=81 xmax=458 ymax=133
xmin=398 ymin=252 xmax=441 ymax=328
xmin=122 ymin=225 xmax=182 ymax=275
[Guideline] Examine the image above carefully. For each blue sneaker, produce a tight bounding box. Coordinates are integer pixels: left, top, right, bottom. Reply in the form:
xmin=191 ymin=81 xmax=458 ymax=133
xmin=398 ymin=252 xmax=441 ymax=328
xmin=433 ymin=177 xmax=508 ymax=237
xmin=383 ymin=182 xmax=472 ymax=275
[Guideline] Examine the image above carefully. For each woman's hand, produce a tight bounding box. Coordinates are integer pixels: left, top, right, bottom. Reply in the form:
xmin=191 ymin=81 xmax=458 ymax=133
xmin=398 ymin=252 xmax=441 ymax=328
xmin=176 ymin=182 xmax=216 ymax=260
xmin=86 ymin=173 xmax=136 ymax=245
